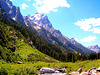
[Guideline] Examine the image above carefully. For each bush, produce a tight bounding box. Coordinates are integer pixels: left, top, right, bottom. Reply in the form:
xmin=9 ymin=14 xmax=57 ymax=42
xmin=0 ymin=45 xmax=21 ymax=62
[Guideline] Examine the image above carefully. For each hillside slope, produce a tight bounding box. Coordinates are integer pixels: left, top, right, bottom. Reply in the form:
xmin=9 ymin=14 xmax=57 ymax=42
xmin=0 ymin=20 xmax=58 ymax=62
xmin=15 ymin=40 xmax=58 ymax=62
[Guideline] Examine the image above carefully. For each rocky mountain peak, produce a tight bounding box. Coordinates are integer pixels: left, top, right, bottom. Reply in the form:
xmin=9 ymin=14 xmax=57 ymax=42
xmin=94 ymin=45 xmax=98 ymax=47
xmin=88 ymin=45 xmax=99 ymax=49
xmin=25 ymin=13 xmax=53 ymax=30
xmin=87 ymin=45 xmax=100 ymax=53
xmin=70 ymin=38 xmax=76 ymax=41
xmin=28 ymin=13 xmax=48 ymax=21
xmin=70 ymin=38 xmax=78 ymax=44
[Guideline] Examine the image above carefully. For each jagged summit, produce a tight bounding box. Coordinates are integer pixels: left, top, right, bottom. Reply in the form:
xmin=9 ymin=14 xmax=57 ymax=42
xmin=70 ymin=38 xmax=77 ymax=41
xmin=25 ymin=13 xmax=53 ymax=29
xmin=88 ymin=45 xmax=99 ymax=49
xmin=87 ymin=45 xmax=100 ymax=53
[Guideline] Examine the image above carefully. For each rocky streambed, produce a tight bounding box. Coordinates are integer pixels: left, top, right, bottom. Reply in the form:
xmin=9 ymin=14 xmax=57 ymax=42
xmin=39 ymin=67 xmax=100 ymax=75
xmin=69 ymin=67 xmax=100 ymax=75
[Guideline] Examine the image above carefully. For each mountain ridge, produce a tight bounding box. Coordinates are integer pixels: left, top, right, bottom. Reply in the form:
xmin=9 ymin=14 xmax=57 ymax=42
xmin=24 ymin=13 xmax=95 ymax=54
xmin=87 ymin=45 xmax=100 ymax=53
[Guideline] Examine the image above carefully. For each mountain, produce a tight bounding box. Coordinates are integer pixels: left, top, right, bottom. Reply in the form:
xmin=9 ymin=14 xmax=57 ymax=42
xmin=24 ymin=14 xmax=77 ymax=53
xmin=0 ymin=0 xmax=95 ymax=55
xmin=0 ymin=0 xmax=99 ymax=64
xmin=69 ymin=38 xmax=95 ymax=54
xmin=0 ymin=0 xmax=24 ymax=24
xmin=24 ymin=13 xmax=94 ymax=55
xmin=87 ymin=45 xmax=100 ymax=53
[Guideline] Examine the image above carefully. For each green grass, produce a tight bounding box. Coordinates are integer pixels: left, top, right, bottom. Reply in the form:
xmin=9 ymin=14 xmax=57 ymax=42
xmin=1 ymin=59 xmax=100 ymax=74
xmin=15 ymin=40 xmax=58 ymax=62
xmin=1 ymin=35 xmax=100 ymax=74
xmin=5 ymin=40 xmax=100 ymax=74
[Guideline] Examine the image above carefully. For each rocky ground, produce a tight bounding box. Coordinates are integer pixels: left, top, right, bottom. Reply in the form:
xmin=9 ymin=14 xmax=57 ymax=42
xmin=69 ymin=67 xmax=100 ymax=75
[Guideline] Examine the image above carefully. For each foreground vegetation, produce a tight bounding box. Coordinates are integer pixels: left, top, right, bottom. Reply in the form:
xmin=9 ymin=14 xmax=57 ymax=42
xmin=1 ymin=59 xmax=100 ymax=74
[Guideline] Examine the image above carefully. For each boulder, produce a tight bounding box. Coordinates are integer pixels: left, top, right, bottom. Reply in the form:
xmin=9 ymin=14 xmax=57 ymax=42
xmin=83 ymin=70 xmax=87 ymax=72
xmin=39 ymin=68 xmax=54 ymax=74
xmin=57 ymin=68 xmax=66 ymax=73
xmin=77 ymin=68 xmax=82 ymax=73
xmin=95 ymin=72 xmax=100 ymax=75
xmin=17 ymin=61 xmax=22 ymax=64
xmin=96 ymin=67 xmax=100 ymax=72
xmin=80 ymin=72 xmax=88 ymax=75
xmin=69 ymin=72 xmax=79 ymax=75
xmin=88 ymin=67 xmax=96 ymax=74
xmin=52 ymin=67 xmax=66 ymax=73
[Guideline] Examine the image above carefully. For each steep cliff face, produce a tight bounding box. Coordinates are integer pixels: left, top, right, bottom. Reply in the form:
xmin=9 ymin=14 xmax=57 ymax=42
xmin=87 ymin=45 xmax=100 ymax=53
xmin=24 ymin=13 xmax=68 ymax=43
xmin=0 ymin=0 xmax=24 ymax=24
xmin=25 ymin=13 xmax=53 ymax=31
xmin=24 ymin=13 xmax=70 ymax=45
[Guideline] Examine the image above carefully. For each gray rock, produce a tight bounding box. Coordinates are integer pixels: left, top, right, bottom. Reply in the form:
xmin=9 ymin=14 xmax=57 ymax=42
xmin=39 ymin=68 xmax=54 ymax=74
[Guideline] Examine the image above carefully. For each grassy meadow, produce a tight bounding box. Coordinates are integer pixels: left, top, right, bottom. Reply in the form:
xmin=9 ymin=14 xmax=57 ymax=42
xmin=0 ymin=37 xmax=100 ymax=74
xmin=1 ymin=59 xmax=100 ymax=74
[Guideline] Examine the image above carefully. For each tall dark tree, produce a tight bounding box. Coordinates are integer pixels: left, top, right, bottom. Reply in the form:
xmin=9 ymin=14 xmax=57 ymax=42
xmin=88 ymin=53 xmax=97 ymax=60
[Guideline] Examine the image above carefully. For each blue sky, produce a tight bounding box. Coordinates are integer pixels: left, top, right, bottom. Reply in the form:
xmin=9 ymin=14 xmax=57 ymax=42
xmin=10 ymin=0 xmax=100 ymax=47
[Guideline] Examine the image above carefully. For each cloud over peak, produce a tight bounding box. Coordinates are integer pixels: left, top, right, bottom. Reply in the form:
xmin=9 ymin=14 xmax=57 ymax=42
xmin=33 ymin=0 xmax=70 ymax=13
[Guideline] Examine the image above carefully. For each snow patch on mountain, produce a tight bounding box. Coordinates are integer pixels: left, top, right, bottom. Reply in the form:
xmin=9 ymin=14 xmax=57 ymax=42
xmin=34 ymin=26 xmax=41 ymax=30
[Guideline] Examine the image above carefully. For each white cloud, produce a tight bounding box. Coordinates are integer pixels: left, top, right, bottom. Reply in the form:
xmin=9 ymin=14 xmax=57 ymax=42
xmin=21 ymin=3 xmax=29 ymax=9
xmin=80 ymin=35 xmax=96 ymax=43
xmin=74 ymin=18 xmax=100 ymax=34
xmin=74 ymin=19 xmax=91 ymax=31
xmin=10 ymin=0 xmax=12 ymax=1
xmin=33 ymin=0 xmax=70 ymax=13
xmin=89 ymin=28 xmax=100 ymax=34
